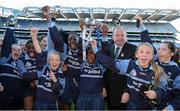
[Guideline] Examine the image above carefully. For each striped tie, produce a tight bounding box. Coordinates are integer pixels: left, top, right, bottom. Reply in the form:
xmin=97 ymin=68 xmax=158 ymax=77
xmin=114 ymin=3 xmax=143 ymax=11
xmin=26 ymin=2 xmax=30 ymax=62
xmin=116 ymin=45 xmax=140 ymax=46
xmin=114 ymin=47 xmax=120 ymax=59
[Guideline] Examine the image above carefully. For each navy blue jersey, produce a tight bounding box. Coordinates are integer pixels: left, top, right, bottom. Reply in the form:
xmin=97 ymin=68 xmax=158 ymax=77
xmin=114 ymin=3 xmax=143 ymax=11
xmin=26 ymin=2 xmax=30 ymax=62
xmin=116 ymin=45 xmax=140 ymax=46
xmin=158 ymin=61 xmax=180 ymax=90
xmin=79 ymin=61 xmax=105 ymax=96
xmin=22 ymin=64 xmax=65 ymax=104
xmin=94 ymin=49 xmax=168 ymax=110
xmin=20 ymin=54 xmax=37 ymax=97
xmin=21 ymin=54 xmax=36 ymax=73
xmin=157 ymin=61 xmax=180 ymax=109
xmin=64 ymin=49 xmax=82 ymax=81
xmin=139 ymin=28 xmax=180 ymax=109
xmin=0 ymin=55 xmax=26 ymax=98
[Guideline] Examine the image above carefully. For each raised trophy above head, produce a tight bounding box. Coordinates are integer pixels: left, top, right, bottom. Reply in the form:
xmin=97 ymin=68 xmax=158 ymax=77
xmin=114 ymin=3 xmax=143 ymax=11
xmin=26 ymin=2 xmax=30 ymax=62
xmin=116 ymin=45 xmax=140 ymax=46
xmin=80 ymin=18 xmax=101 ymax=61
xmin=84 ymin=18 xmax=100 ymax=30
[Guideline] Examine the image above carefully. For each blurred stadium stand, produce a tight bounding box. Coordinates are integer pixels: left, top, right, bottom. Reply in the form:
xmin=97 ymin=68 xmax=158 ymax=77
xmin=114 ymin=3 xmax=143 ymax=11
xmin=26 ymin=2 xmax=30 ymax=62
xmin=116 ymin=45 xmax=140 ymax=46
xmin=0 ymin=6 xmax=179 ymax=47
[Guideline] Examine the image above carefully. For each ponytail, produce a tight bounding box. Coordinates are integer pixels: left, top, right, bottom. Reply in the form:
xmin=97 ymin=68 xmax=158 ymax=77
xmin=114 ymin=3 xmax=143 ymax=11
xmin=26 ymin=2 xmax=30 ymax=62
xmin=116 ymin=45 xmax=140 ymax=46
xmin=150 ymin=60 xmax=165 ymax=87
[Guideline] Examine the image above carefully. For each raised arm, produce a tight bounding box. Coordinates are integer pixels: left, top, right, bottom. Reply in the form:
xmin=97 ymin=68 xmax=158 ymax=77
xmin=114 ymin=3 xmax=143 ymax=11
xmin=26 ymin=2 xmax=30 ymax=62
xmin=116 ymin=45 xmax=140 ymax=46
xmin=90 ymin=40 xmax=130 ymax=74
xmin=42 ymin=5 xmax=64 ymax=53
xmin=135 ymin=16 xmax=157 ymax=54
xmin=48 ymin=26 xmax=64 ymax=53
xmin=31 ymin=28 xmax=42 ymax=53
xmin=1 ymin=27 xmax=17 ymax=57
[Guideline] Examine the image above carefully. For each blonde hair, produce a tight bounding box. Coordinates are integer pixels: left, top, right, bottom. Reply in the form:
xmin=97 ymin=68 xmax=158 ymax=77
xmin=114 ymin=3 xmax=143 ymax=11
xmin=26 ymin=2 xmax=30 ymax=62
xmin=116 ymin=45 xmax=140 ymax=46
xmin=136 ymin=43 xmax=165 ymax=87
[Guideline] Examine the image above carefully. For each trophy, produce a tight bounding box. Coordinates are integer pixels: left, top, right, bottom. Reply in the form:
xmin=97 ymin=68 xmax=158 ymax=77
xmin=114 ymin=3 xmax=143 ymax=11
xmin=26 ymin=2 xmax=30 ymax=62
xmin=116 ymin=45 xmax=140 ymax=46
xmin=80 ymin=18 xmax=101 ymax=61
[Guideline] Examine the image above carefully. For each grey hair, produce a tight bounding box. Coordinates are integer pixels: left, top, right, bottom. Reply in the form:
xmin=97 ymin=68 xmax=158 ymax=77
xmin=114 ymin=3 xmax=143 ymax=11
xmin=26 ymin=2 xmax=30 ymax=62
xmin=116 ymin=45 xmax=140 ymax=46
xmin=47 ymin=51 xmax=61 ymax=62
xmin=112 ymin=26 xmax=127 ymax=41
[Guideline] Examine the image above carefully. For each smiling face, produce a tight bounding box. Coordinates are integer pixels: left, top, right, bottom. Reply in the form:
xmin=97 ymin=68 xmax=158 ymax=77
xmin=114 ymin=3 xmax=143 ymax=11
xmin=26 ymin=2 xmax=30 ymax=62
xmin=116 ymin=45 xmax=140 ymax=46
xmin=40 ymin=36 xmax=47 ymax=50
xmin=158 ymin=43 xmax=174 ymax=63
xmin=68 ymin=34 xmax=78 ymax=50
xmin=11 ymin=44 xmax=22 ymax=60
xmin=101 ymin=23 xmax=109 ymax=36
xmin=135 ymin=43 xmax=154 ymax=68
xmin=26 ymin=40 xmax=36 ymax=58
xmin=112 ymin=27 xmax=127 ymax=47
xmin=48 ymin=53 xmax=61 ymax=71
xmin=86 ymin=48 xmax=96 ymax=64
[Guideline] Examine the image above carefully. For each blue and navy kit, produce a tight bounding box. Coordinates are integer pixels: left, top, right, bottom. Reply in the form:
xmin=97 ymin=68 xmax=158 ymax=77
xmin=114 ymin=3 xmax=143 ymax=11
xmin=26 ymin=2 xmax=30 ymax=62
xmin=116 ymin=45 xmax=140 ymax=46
xmin=21 ymin=54 xmax=36 ymax=73
xmin=0 ymin=55 xmax=26 ymax=109
xmin=76 ymin=61 xmax=105 ymax=110
xmin=22 ymin=64 xmax=65 ymax=110
xmin=94 ymin=49 xmax=168 ymax=110
xmin=0 ymin=27 xmax=26 ymax=109
xmin=20 ymin=54 xmax=37 ymax=97
xmin=140 ymin=28 xmax=180 ymax=109
xmin=79 ymin=61 xmax=105 ymax=96
xmin=64 ymin=49 xmax=82 ymax=81
xmin=47 ymin=21 xmax=83 ymax=104
xmin=157 ymin=61 xmax=180 ymax=109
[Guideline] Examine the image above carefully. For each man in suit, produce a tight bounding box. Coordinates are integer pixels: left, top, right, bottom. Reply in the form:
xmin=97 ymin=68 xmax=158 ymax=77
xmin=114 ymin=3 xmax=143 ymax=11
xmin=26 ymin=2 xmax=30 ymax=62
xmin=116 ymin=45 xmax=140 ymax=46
xmin=102 ymin=26 xmax=137 ymax=110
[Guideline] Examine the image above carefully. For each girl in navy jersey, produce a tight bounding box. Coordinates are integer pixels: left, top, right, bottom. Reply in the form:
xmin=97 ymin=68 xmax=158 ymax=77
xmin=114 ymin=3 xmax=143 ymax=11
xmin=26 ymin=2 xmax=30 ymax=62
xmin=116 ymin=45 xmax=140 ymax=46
xmin=158 ymin=42 xmax=180 ymax=110
xmin=91 ymin=41 xmax=168 ymax=110
xmin=22 ymin=51 xmax=65 ymax=110
xmin=76 ymin=47 xmax=106 ymax=110
xmin=0 ymin=26 xmax=26 ymax=110
xmin=22 ymin=28 xmax=65 ymax=110
xmin=135 ymin=16 xmax=180 ymax=110
xmin=21 ymin=39 xmax=37 ymax=110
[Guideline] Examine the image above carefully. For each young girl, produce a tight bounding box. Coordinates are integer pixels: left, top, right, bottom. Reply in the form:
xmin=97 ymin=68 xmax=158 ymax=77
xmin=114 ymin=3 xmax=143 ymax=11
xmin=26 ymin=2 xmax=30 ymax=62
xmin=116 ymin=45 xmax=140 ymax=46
xmin=76 ymin=47 xmax=106 ymax=110
xmin=22 ymin=51 xmax=65 ymax=110
xmin=91 ymin=41 xmax=168 ymax=110
xmin=158 ymin=42 xmax=180 ymax=110
xmin=24 ymin=28 xmax=65 ymax=110
xmin=0 ymin=26 xmax=26 ymax=110
xmin=21 ymin=39 xmax=37 ymax=110
xmin=136 ymin=16 xmax=180 ymax=110
xmin=44 ymin=9 xmax=82 ymax=108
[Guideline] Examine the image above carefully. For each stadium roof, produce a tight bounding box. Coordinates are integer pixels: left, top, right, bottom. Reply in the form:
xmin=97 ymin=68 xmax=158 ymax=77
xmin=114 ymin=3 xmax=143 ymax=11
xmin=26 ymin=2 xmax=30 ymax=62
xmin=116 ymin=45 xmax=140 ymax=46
xmin=0 ymin=6 xmax=180 ymax=22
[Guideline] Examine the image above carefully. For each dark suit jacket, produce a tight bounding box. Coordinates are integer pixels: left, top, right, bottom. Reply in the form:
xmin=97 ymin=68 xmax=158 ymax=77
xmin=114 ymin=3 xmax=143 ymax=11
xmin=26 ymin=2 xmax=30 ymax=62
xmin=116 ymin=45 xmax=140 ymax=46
xmin=103 ymin=41 xmax=137 ymax=108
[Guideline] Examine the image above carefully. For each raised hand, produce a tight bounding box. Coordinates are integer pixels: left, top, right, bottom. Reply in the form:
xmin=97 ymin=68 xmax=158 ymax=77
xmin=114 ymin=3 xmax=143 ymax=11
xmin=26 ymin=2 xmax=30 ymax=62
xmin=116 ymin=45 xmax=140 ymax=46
xmin=134 ymin=15 xmax=144 ymax=27
xmin=42 ymin=5 xmax=51 ymax=21
xmin=30 ymin=28 xmax=38 ymax=39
